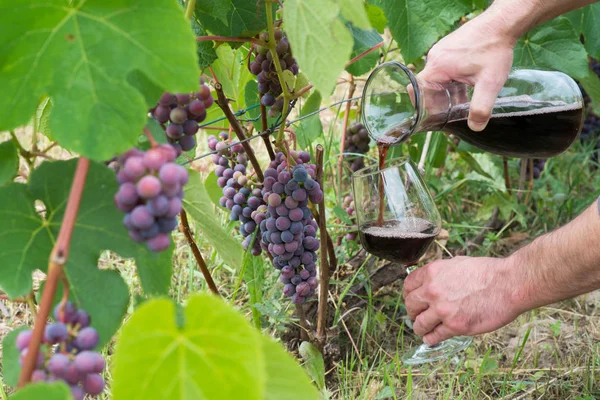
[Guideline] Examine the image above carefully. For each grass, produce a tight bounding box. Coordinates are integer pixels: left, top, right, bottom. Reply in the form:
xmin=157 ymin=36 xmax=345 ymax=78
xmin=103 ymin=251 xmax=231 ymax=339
xmin=1 ymin=119 xmax=600 ymax=400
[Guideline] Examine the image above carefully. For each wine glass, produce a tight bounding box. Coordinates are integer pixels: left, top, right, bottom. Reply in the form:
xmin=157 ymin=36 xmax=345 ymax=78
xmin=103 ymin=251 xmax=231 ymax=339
xmin=351 ymin=156 xmax=472 ymax=365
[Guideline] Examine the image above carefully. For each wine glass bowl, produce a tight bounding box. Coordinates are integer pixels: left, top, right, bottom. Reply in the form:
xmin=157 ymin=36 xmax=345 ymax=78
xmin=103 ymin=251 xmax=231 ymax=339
xmin=351 ymin=157 xmax=472 ymax=365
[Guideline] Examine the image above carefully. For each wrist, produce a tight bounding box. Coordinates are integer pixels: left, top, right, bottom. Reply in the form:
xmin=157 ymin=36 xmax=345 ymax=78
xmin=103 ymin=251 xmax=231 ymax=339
xmin=478 ymin=0 xmax=540 ymax=44
xmin=502 ymin=253 xmax=537 ymax=316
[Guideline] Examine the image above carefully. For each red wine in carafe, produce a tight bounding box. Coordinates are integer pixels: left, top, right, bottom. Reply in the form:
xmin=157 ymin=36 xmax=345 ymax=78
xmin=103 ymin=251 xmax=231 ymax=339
xmin=359 ymin=218 xmax=437 ymax=264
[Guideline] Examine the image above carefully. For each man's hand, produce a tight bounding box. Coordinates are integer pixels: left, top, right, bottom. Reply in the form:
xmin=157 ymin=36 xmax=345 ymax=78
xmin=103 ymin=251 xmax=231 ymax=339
xmin=417 ymin=11 xmax=516 ymax=131
xmin=402 ymin=256 xmax=523 ymax=346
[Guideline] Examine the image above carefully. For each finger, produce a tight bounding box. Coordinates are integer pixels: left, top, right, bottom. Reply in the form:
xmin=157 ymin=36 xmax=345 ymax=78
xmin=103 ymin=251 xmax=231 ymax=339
xmin=404 ymin=289 xmax=429 ymax=320
xmin=402 ymin=267 xmax=426 ymax=298
xmin=412 ymin=308 xmax=442 ymax=337
xmin=468 ymin=75 xmax=505 ymax=131
xmin=423 ymin=324 xmax=454 ymax=346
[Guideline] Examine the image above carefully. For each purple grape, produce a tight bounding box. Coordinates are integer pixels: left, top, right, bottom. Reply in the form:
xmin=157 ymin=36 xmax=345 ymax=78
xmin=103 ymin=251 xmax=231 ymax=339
xmin=293 ymin=167 xmax=308 ymax=182
xmin=130 ymin=205 xmax=154 ymax=229
xmin=288 ymin=208 xmax=303 ymax=222
xmin=143 ymin=148 xmax=167 ymax=171
xmin=75 ymin=327 xmax=99 ymax=351
xmin=48 ymin=353 xmax=70 ymax=377
xmin=292 ymin=188 xmax=307 ymax=202
xmin=170 ymin=107 xmax=187 ymax=124
xmin=188 ymin=99 xmax=206 ymax=116
xmin=136 ymin=176 xmax=161 ymax=199
xmin=74 ymin=309 xmax=91 ymax=328
xmin=19 ymin=348 xmax=44 ymax=368
xmin=147 ymin=195 xmax=170 ymax=216
xmin=281 ymin=230 xmax=294 ymax=243
xmin=261 ymin=93 xmax=276 ymax=107
xmin=83 ymin=373 xmax=105 ymax=395
xmin=16 ymin=330 xmax=32 ymax=351
xmin=275 ymin=216 xmax=291 ymax=231
xmin=147 ymin=233 xmax=171 ymax=252
xmin=166 ymin=123 xmax=184 ymax=139
xmin=158 ymin=217 xmax=178 ymax=233
xmin=123 ymin=156 xmax=146 ymax=181
xmin=44 ymin=322 xmax=68 ymax=344
xmin=183 ymin=119 xmax=199 ymax=135
xmin=179 ymin=135 xmax=196 ymax=151
xmin=71 ymin=386 xmax=85 ymax=400
xmin=159 ymin=92 xmax=176 ymax=106
xmin=31 ymin=369 xmax=46 ymax=382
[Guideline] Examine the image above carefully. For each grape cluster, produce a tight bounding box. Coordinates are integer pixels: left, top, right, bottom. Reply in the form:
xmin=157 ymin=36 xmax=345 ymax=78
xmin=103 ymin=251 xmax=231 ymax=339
xmin=114 ymin=144 xmax=187 ymax=252
xmin=254 ymin=152 xmax=323 ymax=304
xmin=150 ymin=77 xmax=214 ymax=154
xmin=343 ymin=122 xmax=370 ymax=172
xmin=249 ymin=28 xmax=299 ymax=117
xmin=342 ymin=194 xmax=358 ymax=241
xmin=208 ymin=133 xmax=264 ymax=255
xmin=16 ymin=302 xmax=104 ymax=400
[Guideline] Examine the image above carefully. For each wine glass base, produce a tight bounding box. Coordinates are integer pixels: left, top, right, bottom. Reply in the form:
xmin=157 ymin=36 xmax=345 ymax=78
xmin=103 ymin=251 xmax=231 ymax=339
xmin=401 ymin=336 xmax=473 ymax=365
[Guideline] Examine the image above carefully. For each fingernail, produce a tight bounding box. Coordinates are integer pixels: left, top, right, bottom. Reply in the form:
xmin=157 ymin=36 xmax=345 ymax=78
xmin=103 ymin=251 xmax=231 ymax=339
xmin=468 ymin=121 xmax=487 ymax=131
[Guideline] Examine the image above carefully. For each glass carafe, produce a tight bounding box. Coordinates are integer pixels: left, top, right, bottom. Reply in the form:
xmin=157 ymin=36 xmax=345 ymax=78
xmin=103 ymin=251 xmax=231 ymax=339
xmin=361 ymin=61 xmax=585 ymax=158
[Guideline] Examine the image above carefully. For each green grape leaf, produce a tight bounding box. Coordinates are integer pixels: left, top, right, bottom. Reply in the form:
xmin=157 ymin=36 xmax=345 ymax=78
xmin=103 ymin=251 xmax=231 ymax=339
xmin=2 ymin=326 xmax=29 ymax=387
xmin=579 ymin=66 xmax=600 ymax=114
xmin=299 ymin=341 xmax=326 ymax=391
xmin=211 ymin=45 xmax=252 ymax=111
xmin=111 ymin=295 xmax=265 ymax=400
xmin=566 ymin=4 xmax=600 ymax=59
xmin=242 ymin=249 xmax=264 ymax=329
xmin=340 ymin=0 xmax=372 ymax=29
xmin=135 ymin=243 xmax=174 ymax=296
xmin=333 ymin=205 xmax=353 ymax=225
xmin=281 ymin=70 xmax=297 ymax=93
xmin=0 ymin=0 xmax=199 ymax=161
xmin=345 ymin=26 xmax=383 ymax=76
xmin=195 ymin=0 xmax=270 ymax=38
xmin=294 ymin=72 xmax=312 ymax=98
xmin=0 ymin=140 xmax=19 ymax=186
xmin=191 ymin=18 xmax=219 ymax=70
xmin=371 ymin=0 xmax=469 ymax=63
xmin=0 ymin=160 xmax=172 ymax=347
xmin=34 ymin=96 xmax=54 ymax=141
xmin=285 ymin=0 xmax=354 ymax=95
xmin=513 ymin=17 xmax=589 ymax=79
xmin=196 ymin=0 xmax=230 ymax=25
xmin=137 ymin=118 xmax=169 ymax=152
xmin=204 ymin=171 xmax=224 ymax=208
xmin=295 ymin=91 xmax=324 ymax=149
xmin=365 ymin=4 xmax=388 ymax=34
xmin=9 ymin=382 xmax=72 ymax=400
xmin=263 ymin=337 xmax=320 ymax=400
xmin=244 ymin=80 xmax=278 ymax=132
xmin=184 ymin=169 xmax=244 ymax=269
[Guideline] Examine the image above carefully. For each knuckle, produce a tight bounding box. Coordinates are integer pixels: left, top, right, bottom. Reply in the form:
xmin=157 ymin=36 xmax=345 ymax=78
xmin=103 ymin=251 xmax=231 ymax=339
xmin=446 ymin=318 xmax=469 ymax=335
xmin=434 ymin=303 xmax=452 ymax=319
xmin=423 ymin=283 xmax=440 ymax=300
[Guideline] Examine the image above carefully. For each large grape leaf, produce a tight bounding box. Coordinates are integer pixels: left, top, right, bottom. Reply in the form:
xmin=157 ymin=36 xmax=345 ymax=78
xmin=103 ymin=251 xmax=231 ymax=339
xmin=244 ymin=80 xmax=278 ymax=131
xmin=0 ymin=0 xmax=199 ymax=161
xmin=370 ymin=0 xmax=470 ymax=63
xmin=0 ymin=140 xmax=19 ymax=186
xmin=579 ymin=66 xmax=600 ymax=114
xmin=513 ymin=17 xmax=589 ymax=79
xmin=0 ymin=160 xmax=173 ymax=347
xmin=340 ymin=0 xmax=371 ymax=29
xmin=295 ymin=91 xmax=324 ymax=149
xmin=111 ymin=295 xmax=265 ymax=400
xmin=183 ymin=169 xmax=244 ymax=269
xmin=111 ymin=294 xmax=318 ymax=400
xmin=365 ymin=4 xmax=387 ymax=34
xmin=191 ymin=19 xmax=219 ymax=70
xmin=285 ymin=0 xmax=354 ymax=95
xmin=195 ymin=0 xmax=269 ymax=38
xmin=211 ymin=45 xmax=252 ymax=111
xmin=10 ymin=382 xmax=71 ymax=400
xmin=263 ymin=337 xmax=320 ymax=400
xmin=345 ymin=25 xmax=383 ymax=76
xmin=566 ymin=4 xmax=600 ymax=59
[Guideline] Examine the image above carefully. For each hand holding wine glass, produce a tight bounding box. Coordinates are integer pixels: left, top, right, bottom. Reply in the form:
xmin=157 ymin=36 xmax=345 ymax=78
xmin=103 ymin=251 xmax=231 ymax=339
xmin=351 ymin=157 xmax=472 ymax=364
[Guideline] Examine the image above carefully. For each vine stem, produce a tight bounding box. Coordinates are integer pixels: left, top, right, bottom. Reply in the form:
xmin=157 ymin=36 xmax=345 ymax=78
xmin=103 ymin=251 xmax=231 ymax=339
xmin=337 ymin=76 xmax=356 ymax=193
xmin=196 ymin=36 xmax=263 ymax=45
xmin=143 ymin=127 xmax=158 ymax=148
xmin=517 ymin=158 xmax=527 ymax=202
xmin=296 ymin=305 xmax=309 ymax=341
xmin=179 ymin=209 xmax=220 ymax=296
xmin=214 ymin=83 xmax=264 ymax=182
xmin=293 ymin=84 xmax=313 ymax=99
xmin=184 ymin=0 xmax=196 ymax=20
xmin=259 ymin=97 xmax=276 ymax=160
xmin=503 ymin=157 xmax=512 ymax=195
xmin=18 ymin=157 xmax=90 ymax=388
xmin=315 ymin=145 xmax=330 ymax=346
xmin=345 ymin=41 xmax=385 ymax=68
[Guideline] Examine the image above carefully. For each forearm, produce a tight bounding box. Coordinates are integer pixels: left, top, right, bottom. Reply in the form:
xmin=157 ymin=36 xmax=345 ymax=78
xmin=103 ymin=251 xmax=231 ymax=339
xmin=480 ymin=0 xmax=599 ymax=42
xmin=508 ymin=201 xmax=600 ymax=313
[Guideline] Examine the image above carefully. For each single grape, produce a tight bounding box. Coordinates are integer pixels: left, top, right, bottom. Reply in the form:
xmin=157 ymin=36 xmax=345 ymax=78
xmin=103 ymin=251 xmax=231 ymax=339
xmin=74 ymin=309 xmax=91 ymax=328
xmin=147 ymin=195 xmax=170 ymax=216
xmin=74 ymin=351 xmax=102 ymax=374
xmin=293 ymin=167 xmax=308 ymax=182
xmin=123 ymin=156 xmax=146 ymax=181
xmin=130 ymin=205 xmax=154 ymax=229
xmin=179 ymin=135 xmax=196 ymax=151
xmin=31 ymin=369 xmax=46 ymax=382
xmin=44 ymin=322 xmax=68 ymax=344
xmin=183 ymin=119 xmax=199 ymax=136
xmin=71 ymin=386 xmax=85 ymax=400
xmin=83 ymin=373 xmax=105 ymax=395
xmin=170 ymin=107 xmax=187 ymax=124
xmin=75 ymin=327 xmax=99 ymax=351
xmin=47 ymin=353 xmax=70 ymax=377
xmin=16 ymin=330 xmax=32 ymax=351
xmin=147 ymin=233 xmax=171 ymax=252
xmin=261 ymin=93 xmax=276 ymax=107
xmin=136 ymin=175 xmax=161 ymax=199
xmin=166 ymin=123 xmax=184 ymax=139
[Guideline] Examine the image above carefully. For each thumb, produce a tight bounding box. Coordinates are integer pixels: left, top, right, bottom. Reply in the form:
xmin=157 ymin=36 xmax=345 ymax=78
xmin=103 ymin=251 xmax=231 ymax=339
xmin=468 ymin=76 xmax=505 ymax=131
